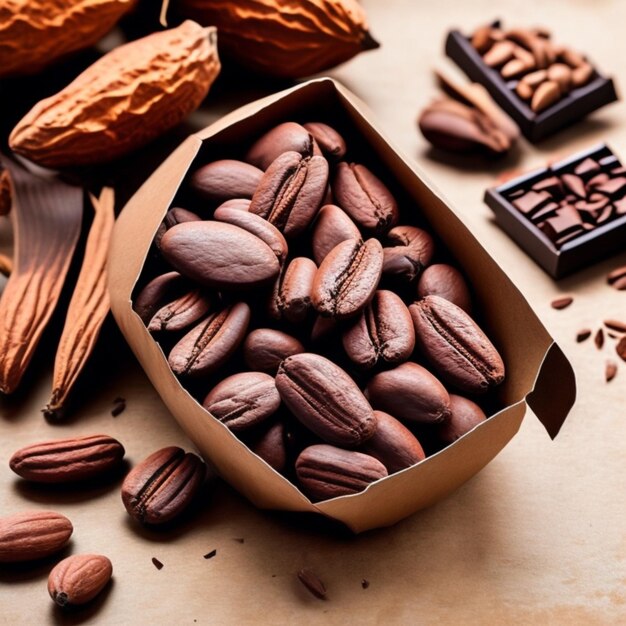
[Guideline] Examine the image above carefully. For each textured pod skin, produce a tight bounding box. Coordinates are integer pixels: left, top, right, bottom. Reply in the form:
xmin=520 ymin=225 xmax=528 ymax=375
xmin=203 ymin=372 xmax=281 ymax=432
xmin=409 ymin=295 xmax=505 ymax=394
xmin=48 ymin=554 xmax=112 ymax=607
xmin=9 ymin=434 xmax=125 ymax=483
xmin=178 ymin=0 xmax=379 ymax=79
xmin=276 ymin=353 xmax=377 ymax=446
xmin=121 ymin=446 xmax=205 ymax=524
xmin=296 ymin=444 xmax=387 ymax=501
xmin=9 ymin=21 xmax=220 ymax=167
xmin=168 ymin=302 xmax=250 ymax=377
xmin=366 ymin=361 xmax=451 ymax=425
xmin=243 ymin=328 xmax=305 ymax=373
xmin=0 ymin=0 xmax=136 ymax=78
xmin=0 ymin=511 xmax=73 ymax=563
xmin=361 ymin=411 xmax=426 ymax=473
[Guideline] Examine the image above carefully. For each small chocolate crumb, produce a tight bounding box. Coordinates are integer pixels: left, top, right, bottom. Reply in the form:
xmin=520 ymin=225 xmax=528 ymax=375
xmin=604 ymin=319 xmax=626 ymax=333
xmin=232 ymin=538 xmax=244 ymax=544
xmin=617 ymin=336 xmax=626 ymax=362
xmin=152 ymin=557 xmax=163 ymax=570
xmin=576 ymin=329 xmax=591 ymax=342
xmin=595 ymin=328 xmax=605 ymax=349
xmin=111 ymin=401 xmax=126 ymax=417
xmin=606 ymin=360 xmax=618 ymax=382
xmin=203 ymin=549 xmax=217 ymax=560
xmin=608 ymin=332 xmax=619 ymax=339
xmin=551 ymin=296 xmax=573 ymax=310
xmin=297 ymin=569 xmax=327 ymax=600
xmin=361 ymin=579 xmax=370 ymax=589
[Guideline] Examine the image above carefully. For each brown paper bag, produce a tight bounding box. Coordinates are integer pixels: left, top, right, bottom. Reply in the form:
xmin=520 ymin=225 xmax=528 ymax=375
xmin=109 ymin=78 xmax=576 ymax=533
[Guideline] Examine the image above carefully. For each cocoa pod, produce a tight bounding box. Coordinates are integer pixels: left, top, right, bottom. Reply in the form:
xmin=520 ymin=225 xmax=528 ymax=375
xmin=48 ymin=554 xmax=112 ymax=607
xmin=178 ymin=0 xmax=379 ymax=79
xmin=0 ymin=0 xmax=136 ymax=78
xmin=9 ymin=21 xmax=220 ymax=168
xmin=0 ymin=511 xmax=73 ymax=563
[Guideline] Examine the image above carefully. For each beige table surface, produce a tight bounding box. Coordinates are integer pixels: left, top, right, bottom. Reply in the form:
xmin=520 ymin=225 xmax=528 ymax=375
xmin=1 ymin=1 xmax=626 ymax=624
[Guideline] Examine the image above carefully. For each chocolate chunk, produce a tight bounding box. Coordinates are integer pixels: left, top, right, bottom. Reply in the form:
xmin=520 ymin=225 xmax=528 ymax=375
xmin=595 ymin=204 xmax=614 ymax=224
xmin=605 ymin=360 xmax=617 ymax=382
xmin=574 ymin=157 xmax=600 ymax=178
xmin=561 ymin=174 xmax=587 ymax=199
xmin=152 ymin=557 xmax=163 ymax=570
xmin=576 ymin=329 xmax=591 ymax=342
xmin=203 ymin=550 xmax=217 ymax=559
xmin=594 ymin=177 xmax=626 ymax=198
xmin=587 ymin=173 xmax=610 ymax=188
xmin=617 ymin=336 xmax=626 ymax=361
xmin=530 ymin=201 xmax=559 ymax=224
xmin=532 ymin=176 xmax=564 ymax=198
xmin=611 ymin=166 xmax=626 ymax=176
xmin=595 ymin=328 xmax=604 ymax=349
xmin=614 ymin=197 xmax=626 ymax=215
xmin=512 ymin=190 xmax=552 ymax=215
xmin=574 ymin=197 xmax=610 ymax=222
xmin=540 ymin=205 xmax=584 ymax=244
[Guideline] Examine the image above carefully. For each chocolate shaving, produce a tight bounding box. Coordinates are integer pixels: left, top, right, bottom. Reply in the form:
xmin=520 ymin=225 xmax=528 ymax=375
xmin=605 ymin=360 xmax=618 ymax=382
xmin=111 ymin=401 xmax=126 ymax=417
xmin=297 ymin=569 xmax=327 ymax=600
xmin=595 ymin=328 xmax=605 ymax=350
xmin=551 ymin=296 xmax=573 ymax=310
xmin=617 ymin=336 xmax=626 ymax=362
xmin=576 ymin=329 xmax=591 ymax=343
xmin=604 ymin=319 xmax=626 ymax=333
xmin=361 ymin=579 xmax=370 ymax=589
xmin=152 ymin=557 xmax=163 ymax=570
xmin=203 ymin=549 xmax=217 ymax=559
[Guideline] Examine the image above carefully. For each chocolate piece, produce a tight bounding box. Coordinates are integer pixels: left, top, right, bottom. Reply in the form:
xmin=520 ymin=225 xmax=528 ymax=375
xmin=540 ymin=205 xmax=583 ymax=245
xmin=529 ymin=201 xmax=559 ymax=225
xmin=594 ymin=177 xmax=626 ymax=199
xmin=576 ymin=329 xmax=591 ymax=342
xmin=587 ymin=173 xmax=610 ymax=188
xmin=574 ymin=157 xmax=600 ymax=178
xmin=605 ymin=360 xmax=617 ymax=382
xmin=532 ymin=176 xmax=563 ymax=198
xmin=614 ymin=197 xmax=626 ymax=215
xmin=550 ymin=296 xmax=573 ymax=310
xmin=512 ymin=190 xmax=551 ymax=216
xmin=561 ymin=174 xmax=586 ymax=199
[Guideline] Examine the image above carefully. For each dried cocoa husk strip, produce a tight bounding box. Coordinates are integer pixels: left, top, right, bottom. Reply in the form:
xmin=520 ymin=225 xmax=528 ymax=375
xmin=45 ymin=188 xmax=115 ymax=418
xmin=0 ymin=162 xmax=82 ymax=394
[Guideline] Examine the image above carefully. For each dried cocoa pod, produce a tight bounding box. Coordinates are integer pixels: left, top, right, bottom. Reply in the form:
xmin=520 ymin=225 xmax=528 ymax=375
xmin=333 ymin=162 xmax=399 ymax=233
xmin=416 ymin=264 xmax=471 ymax=313
xmin=243 ymin=329 xmax=305 ymax=373
xmin=342 ymin=290 xmax=415 ymax=368
xmin=213 ymin=206 xmax=288 ymax=263
xmin=121 ymin=446 xmax=206 ymax=524
xmin=245 ymin=123 xmax=317 ymax=170
xmin=366 ymin=362 xmax=451 ymax=424
xmin=190 ymin=160 xmax=263 ymax=202
xmin=168 ymin=302 xmax=250 ymax=377
xmin=0 ymin=0 xmax=136 ymax=78
xmin=147 ymin=289 xmax=212 ymax=333
xmin=202 ymin=372 xmax=281 ymax=432
xmin=249 ymin=151 xmax=329 ymax=238
xmin=311 ymin=204 xmax=361 ymax=265
xmin=295 ymin=444 xmax=387 ymax=501
xmin=361 ymin=411 xmax=426 ymax=473
xmin=303 ymin=123 xmax=347 ymax=161
xmin=9 ymin=434 xmax=125 ymax=483
xmin=438 ymin=395 xmax=487 ymax=444
xmin=9 ymin=21 xmax=220 ymax=168
xmin=0 ymin=511 xmax=73 ymax=563
xmin=48 ymin=554 xmax=112 ymax=607
xmin=276 ymin=353 xmax=377 ymax=447
xmin=382 ymin=225 xmax=435 ymax=282
xmin=269 ymin=257 xmax=317 ymax=323
xmin=178 ymin=0 xmax=379 ymax=79
xmin=160 ymin=221 xmax=280 ymax=289
xmin=409 ymin=295 xmax=505 ymax=394
xmin=312 ymin=238 xmax=383 ymax=320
